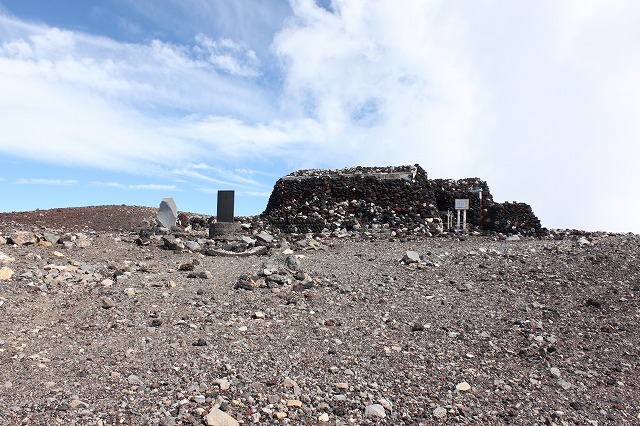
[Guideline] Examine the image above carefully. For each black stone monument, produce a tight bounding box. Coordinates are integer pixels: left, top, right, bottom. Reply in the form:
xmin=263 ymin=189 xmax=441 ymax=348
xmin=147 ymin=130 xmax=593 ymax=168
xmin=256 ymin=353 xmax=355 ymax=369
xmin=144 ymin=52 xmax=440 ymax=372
xmin=217 ymin=190 xmax=235 ymax=223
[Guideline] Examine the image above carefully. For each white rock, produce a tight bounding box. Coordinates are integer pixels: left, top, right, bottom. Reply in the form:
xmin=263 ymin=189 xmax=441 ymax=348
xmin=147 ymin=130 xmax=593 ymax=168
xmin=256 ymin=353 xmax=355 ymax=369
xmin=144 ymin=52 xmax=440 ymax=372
xmin=0 ymin=267 xmax=13 ymax=281
xmin=75 ymin=239 xmax=92 ymax=248
xmin=402 ymin=251 xmax=421 ymax=263
xmin=69 ymin=399 xmax=89 ymax=409
xmin=100 ymin=279 xmax=114 ymax=287
xmin=204 ymin=407 xmax=239 ymax=426
xmin=364 ymin=403 xmax=386 ymax=418
xmin=215 ymin=378 xmax=231 ymax=391
xmin=282 ymin=377 xmax=301 ymax=395
xmin=433 ymin=406 xmax=447 ymax=419
xmin=378 ymin=398 xmax=393 ymax=411
xmin=456 ymin=381 xmax=471 ymax=391
xmin=575 ymin=236 xmax=591 ymax=246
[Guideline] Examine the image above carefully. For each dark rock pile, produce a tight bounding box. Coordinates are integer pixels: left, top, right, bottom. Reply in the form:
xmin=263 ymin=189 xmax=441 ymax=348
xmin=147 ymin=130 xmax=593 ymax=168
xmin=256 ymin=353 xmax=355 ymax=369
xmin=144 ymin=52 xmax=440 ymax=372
xmin=485 ymin=202 xmax=543 ymax=236
xmin=263 ymin=165 xmax=443 ymax=236
xmin=263 ymin=165 xmax=544 ymax=236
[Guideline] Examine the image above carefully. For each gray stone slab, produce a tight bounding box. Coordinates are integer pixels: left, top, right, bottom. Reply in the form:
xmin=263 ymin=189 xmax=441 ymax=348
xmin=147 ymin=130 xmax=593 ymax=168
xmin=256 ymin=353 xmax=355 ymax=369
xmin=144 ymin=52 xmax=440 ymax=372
xmin=156 ymin=197 xmax=178 ymax=228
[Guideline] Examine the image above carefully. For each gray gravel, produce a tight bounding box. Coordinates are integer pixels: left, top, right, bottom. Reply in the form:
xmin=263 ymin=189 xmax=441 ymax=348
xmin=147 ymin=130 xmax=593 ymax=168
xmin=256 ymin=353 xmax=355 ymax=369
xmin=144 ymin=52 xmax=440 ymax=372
xmin=0 ymin=216 xmax=639 ymax=425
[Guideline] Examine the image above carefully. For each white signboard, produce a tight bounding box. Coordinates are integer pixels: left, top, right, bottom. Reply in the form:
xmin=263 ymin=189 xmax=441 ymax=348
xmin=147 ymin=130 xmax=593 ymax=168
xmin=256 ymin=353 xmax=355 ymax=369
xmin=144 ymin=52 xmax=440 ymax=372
xmin=454 ymin=199 xmax=469 ymax=210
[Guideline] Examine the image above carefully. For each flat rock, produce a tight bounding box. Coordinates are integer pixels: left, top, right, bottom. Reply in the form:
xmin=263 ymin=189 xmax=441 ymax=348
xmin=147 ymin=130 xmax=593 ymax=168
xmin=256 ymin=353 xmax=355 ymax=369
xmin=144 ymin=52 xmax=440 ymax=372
xmin=557 ymin=379 xmax=572 ymax=390
xmin=215 ymin=378 xmax=231 ymax=390
xmin=43 ymin=233 xmax=60 ymax=243
xmin=206 ymin=246 xmax=268 ymax=257
xmin=403 ymin=250 xmax=420 ymax=263
xmin=255 ymin=233 xmax=274 ymax=244
xmin=241 ymin=236 xmax=256 ymax=246
xmin=204 ymin=407 xmax=239 ymax=426
xmin=184 ymin=241 xmax=201 ymax=252
xmin=364 ymin=403 xmax=386 ymax=418
xmin=162 ymin=236 xmax=184 ymax=251
xmin=10 ymin=231 xmax=37 ymax=245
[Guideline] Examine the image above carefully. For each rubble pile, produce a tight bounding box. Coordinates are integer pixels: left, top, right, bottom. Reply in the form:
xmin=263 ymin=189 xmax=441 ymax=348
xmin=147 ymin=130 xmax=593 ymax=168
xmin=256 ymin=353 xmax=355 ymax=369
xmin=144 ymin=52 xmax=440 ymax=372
xmin=234 ymin=253 xmax=315 ymax=291
xmin=264 ymin=165 xmax=544 ymax=236
xmin=136 ymin=217 xmax=333 ymax=259
xmin=4 ymin=230 xmax=93 ymax=249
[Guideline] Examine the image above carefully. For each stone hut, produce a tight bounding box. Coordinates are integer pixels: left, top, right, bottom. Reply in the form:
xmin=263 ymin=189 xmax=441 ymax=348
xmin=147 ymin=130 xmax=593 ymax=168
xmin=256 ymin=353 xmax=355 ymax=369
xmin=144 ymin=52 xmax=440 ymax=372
xmin=263 ymin=164 xmax=543 ymax=236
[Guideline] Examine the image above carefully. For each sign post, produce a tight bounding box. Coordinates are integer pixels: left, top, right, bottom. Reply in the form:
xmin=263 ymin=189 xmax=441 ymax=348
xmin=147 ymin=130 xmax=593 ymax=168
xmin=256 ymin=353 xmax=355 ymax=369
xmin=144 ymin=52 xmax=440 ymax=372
xmin=454 ymin=199 xmax=469 ymax=231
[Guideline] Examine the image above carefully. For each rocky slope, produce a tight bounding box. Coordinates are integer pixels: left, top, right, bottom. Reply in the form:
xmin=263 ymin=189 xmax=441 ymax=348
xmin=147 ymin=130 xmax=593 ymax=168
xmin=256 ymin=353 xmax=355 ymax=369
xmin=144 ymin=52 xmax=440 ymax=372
xmin=0 ymin=206 xmax=638 ymax=425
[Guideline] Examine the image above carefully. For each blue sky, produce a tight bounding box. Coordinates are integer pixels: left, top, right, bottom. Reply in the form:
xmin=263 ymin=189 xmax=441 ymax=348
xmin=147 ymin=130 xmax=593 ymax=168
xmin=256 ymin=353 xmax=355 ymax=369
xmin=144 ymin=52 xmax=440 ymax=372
xmin=0 ymin=1 xmax=638 ymax=232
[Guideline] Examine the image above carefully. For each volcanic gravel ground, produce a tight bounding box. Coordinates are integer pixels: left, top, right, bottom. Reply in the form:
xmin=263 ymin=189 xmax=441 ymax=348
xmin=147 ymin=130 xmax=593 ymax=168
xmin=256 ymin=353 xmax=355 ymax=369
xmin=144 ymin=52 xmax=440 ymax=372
xmin=0 ymin=207 xmax=639 ymax=425
xmin=0 ymin=206 xmax=158 ymax=232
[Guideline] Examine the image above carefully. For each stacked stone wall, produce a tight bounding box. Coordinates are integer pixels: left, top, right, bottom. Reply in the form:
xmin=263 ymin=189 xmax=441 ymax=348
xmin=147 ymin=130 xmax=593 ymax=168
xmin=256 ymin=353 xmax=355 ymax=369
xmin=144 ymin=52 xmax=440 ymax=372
xmin=486 ymin=202 xmax=543 ymax=236
xmin=263 ymin=164 xmax=543 ymax=236
xmin=263 ymin=165 xmax=441 ymax=234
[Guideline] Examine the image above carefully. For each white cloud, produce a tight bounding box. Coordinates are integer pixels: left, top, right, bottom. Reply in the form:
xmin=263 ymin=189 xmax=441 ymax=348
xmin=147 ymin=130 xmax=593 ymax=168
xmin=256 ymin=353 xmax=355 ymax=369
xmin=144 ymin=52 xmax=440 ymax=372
xmin=194 ymin=34 xmax=260 ymax=77
xmin=15 ymin=178 xmax=78 ymax=186
xmin=0 ymin=14 xmax=320 ymax=181
xmin=171 ymin=164 xmax=267 ymax=188
xmin=91 ymin=181 xmax=127 ymax=189
xmin=273 ymin=0 xmax=477 ymax=171
xmin=91 ymin=181 xmax=177 ymax=191
xmin=447 ymin=0 xmax=640 ymax=232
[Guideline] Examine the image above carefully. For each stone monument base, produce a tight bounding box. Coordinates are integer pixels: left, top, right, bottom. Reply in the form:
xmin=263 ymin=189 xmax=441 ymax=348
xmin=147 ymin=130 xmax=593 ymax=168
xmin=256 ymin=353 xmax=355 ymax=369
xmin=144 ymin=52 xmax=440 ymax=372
xmin=209 ymin=222 xmax=242 ymax=239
